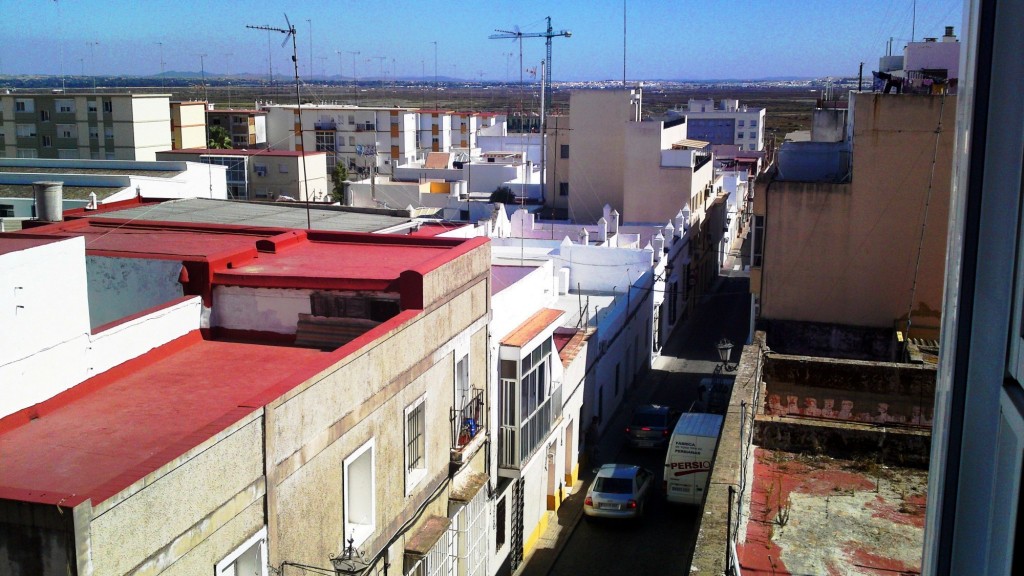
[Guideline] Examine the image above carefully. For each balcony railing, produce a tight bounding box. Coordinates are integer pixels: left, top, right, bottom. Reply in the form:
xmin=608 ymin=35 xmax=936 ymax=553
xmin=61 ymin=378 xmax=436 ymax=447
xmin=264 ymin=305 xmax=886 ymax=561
xmin=452 ymin=388 xmax=484 ymax=450
xmin=314 ymin=121 xmax=337 ymax=130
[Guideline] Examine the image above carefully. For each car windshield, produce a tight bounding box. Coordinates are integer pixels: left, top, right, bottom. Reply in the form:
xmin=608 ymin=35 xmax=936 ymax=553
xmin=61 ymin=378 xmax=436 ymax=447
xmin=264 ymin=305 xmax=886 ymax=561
xmin=631 ymin=413 xmax=666 ymax=427
xmin=594 ymin=476 xmax=633 ymax=494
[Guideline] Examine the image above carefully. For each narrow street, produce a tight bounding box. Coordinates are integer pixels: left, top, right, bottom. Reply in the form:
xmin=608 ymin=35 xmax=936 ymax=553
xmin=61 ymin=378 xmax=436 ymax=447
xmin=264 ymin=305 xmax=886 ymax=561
xmin=523 ymin=268 xmax=752 ymax=576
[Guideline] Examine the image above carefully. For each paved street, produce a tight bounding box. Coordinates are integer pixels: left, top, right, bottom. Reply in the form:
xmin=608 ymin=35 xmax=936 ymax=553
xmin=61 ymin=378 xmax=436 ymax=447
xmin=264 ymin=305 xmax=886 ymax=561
xmin=522 ymin=267 xmax=752 ymax=576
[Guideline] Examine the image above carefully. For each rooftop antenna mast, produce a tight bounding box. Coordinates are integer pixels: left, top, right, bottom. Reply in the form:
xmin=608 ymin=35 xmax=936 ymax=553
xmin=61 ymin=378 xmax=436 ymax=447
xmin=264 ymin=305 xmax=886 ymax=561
xmin=248 ymin=14 xmax=312 ymax=229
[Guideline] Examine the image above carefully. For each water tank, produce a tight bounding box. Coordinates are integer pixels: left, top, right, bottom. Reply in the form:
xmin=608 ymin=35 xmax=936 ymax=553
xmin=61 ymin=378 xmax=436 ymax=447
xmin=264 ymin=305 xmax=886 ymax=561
xmin=33 ymin=181 xmax=64 ymax=222
xmin=558 ymin=267 xmax=570 ymax=295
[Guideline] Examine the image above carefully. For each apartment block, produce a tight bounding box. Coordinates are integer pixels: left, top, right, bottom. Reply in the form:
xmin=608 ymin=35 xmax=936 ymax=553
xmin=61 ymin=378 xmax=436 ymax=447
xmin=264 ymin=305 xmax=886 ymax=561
xmin=683 ymin=99 xmax=766 ymax=152
xmin=0 ymin=212 xmax=492 ymax=576
xmin=170 ymin=101 xmax=208 ymax=150
xmin=156 ymin=148 xmax=328 ymax=201
xmin=207 ymin=108 xmax=268 ymax=149
xmin=264 ymin=104 xmax=417 ymax=178
xmin=751 ymin=91 xmax=955 ymax=338
xmin=0 ymin=93 xmax=171 ymax=161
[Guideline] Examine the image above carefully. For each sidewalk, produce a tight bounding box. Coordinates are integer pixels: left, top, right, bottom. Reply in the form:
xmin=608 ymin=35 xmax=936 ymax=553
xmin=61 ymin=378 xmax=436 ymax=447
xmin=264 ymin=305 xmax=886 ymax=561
xmin=517 ymin=356 xmax=665 ymax=576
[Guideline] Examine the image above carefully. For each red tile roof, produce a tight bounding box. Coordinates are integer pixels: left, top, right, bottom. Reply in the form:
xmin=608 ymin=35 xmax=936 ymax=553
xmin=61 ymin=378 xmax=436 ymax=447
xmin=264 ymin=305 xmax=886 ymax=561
xmin=501 ymin=308 xmax=564 ymax=348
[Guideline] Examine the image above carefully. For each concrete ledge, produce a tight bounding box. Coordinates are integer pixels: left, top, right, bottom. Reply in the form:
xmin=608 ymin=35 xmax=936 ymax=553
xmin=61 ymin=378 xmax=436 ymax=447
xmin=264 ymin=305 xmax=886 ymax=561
xmin=689 ymin=333 xmax=766 ymax=574
xmin=754 ymin=417 xmax=931 ymax=468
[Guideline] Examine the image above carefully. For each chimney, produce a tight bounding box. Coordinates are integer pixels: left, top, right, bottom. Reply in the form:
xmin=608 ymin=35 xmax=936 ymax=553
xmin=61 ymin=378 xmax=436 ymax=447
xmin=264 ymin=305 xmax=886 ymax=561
xmin=674 ymin=210 xmax=685 ymax=235
xmin=597 ymin=217 xmax=608 ymax=243
xmin=610 ymin=209 xmax=620 ymax=236
xmin=578 ymin=227 xmax=589 ymax=245
xmin=664 ymin=221 xmax=675 ymax=247
xmin=33 ymin=181 xmax=64 ymax=222
xmin=652 ymin=230 xmax=665 ymax=262
xmin=943 ymin=26 xmax=957 ymax=42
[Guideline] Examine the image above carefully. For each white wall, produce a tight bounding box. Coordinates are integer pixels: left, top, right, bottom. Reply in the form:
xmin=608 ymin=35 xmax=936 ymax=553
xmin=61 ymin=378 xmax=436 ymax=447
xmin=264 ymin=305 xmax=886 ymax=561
xmin=477 ymin=134 xmax=543 ymax=165
xmin=0 ymin=237 xmax=202 ymax=418
xmin=552 ymin=244 xmax=653 ymax=293
xmin=211 ymin=286 xmax=315 ymax=335
xmin=86 ymin=256 xmax=186 ymax=329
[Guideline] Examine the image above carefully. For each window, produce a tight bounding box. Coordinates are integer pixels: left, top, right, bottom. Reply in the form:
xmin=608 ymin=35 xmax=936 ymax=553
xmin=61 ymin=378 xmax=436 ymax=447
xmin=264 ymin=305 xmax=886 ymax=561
xmin=315 ymin=130 xmax=335 ymax=152
xmin=749 ymin=132 xmax=756 ymax=139
xmin=278 ymin=163 xmax=288 ymax=173
xmin=88 ymin=126 xmax=98 ymax=140
xmin=16 ymin=149 xmax=38 ymax=158
xmin=750 ymin=120 xmax=758 ymax=128
xmin=57 ymin=124 xmax=76 ymax=139
xmin=16 ymin=124 xmax=36 ymax=138
xmin=405 ymin=396 xmax=427 ymax=492
xmin=559 ymin=182 xmax=569 ymax=197
xmin=39 ymin=109 xmax=50 ymax=121
xmin=0 ymin=204 xmax=14 ymax=218
xmin=104 ymin=126 xmax=114 ymax=140
xmin=58 ymin=149 xmax=78 ymax=159
xmin=348 ymin=114 xmax=355 ymax=125
xmin=738 ymin=120 xmax=745 ymax=127
xmin=348 ymin=136 xmax=355 ymax=146
xmin=560 ymin=144 xmax=569 ymax=159
xmin=105 ymin=152 xmax=115 ymax=160
xmin=495 ymin=497 xmax=507 ymax=550
xmin=752 ymin=215 xmax=765 ymax=267
xmin=15 ymin=98 xmax=33 ymax=113
xmin=103 ymin=101 xmax=112 ymax=113
xmin=55 ymin=99 xmax=74 ymax=113
xmin=343 ymin=439 xmax=375 ymax=546
xmin=87 ymin=100 xmax=97 ymax=114
xmin=41 ymin=135 xmax=52 ymax=148
xmin=216 ymin=527 xmax=268 ymax=576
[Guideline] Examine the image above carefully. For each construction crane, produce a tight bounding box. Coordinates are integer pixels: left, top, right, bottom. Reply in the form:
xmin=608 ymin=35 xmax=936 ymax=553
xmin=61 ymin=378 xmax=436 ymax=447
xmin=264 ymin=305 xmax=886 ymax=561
xmin=489 ymin=16 xmax=571 ymax=128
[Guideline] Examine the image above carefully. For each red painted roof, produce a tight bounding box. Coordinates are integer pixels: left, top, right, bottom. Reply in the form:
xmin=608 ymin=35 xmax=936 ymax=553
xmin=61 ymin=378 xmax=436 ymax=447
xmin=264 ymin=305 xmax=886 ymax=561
xmin=0 ymin=331 xmax=326 ymax=507
xmin=163 ymin=148 xmax=323 ymax=157
xmin=0 ymin=233 xmax=67 ymax=256
xmin=217 ymin=236 xmax=451 ymax=291
xmin=206 ymin=109 xmax=266 ymax=115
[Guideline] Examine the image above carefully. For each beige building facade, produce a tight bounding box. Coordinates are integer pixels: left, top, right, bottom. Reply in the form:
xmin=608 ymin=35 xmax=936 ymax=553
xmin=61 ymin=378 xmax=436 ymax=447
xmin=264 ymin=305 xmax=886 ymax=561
xmin=0 ymin=218 xmax=493 ymax=576
xmin=751 ymin=92 xmax=955 ymax=335
xmin=0 ymin=93 xmax=171 ymax=161
xmin=170 ymin=101 xmax=207 ymax=150
xmin=156 ymin=148 xmax=329 ymax=201
xmin=265 ymin=104 xmax=417 ymax=179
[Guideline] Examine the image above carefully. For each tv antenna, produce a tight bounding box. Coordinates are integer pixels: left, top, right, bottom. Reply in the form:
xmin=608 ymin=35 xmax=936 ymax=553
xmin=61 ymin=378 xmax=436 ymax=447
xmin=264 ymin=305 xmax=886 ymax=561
xmin=247 ymin=14 xmax=312 ymax=228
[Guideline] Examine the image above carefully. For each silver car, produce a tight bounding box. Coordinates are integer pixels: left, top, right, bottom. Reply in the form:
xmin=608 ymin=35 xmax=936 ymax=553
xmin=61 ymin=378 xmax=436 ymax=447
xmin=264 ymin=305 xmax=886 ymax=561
xmin=583 ymin=464 xmax=655 ymax=520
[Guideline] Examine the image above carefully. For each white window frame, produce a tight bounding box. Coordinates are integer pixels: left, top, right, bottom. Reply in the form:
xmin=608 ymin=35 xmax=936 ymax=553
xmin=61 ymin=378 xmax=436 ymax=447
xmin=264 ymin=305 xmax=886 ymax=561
xmin=344 ymin=438 xmax=376 ymax=547
xmin=104 ymin=126 xmax=114 ymax=140
xmin=15 ymin=98 xmax=33 ymax=113
xmin=56 ymin=99 xmax=75 ymax=113
xmin=405 ymin=394 xmax=427 ymax=494
xmin=16 ymin=124 xmax=36 ymax=138
xmin=216 ymin=526 xmax=268 ymax=576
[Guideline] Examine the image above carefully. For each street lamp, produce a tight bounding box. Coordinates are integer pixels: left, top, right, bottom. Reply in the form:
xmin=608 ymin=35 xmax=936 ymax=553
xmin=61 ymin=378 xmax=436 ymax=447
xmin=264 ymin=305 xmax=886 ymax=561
xmin=329 ymin=534 xmax=372 ymax=575
xmin=716 ymin=338 xmax=734 ymax=372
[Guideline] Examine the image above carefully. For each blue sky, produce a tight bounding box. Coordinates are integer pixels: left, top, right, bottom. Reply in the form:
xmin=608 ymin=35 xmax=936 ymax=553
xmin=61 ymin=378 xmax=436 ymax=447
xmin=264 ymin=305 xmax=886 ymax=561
xmin=0 ymin=0 xmax=963 ymax=81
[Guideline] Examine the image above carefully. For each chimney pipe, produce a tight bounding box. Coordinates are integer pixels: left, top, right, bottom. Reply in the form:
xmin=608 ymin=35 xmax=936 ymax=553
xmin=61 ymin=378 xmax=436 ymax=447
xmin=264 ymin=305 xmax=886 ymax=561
xmin=33 ymin=181 xmax=64 ymax=222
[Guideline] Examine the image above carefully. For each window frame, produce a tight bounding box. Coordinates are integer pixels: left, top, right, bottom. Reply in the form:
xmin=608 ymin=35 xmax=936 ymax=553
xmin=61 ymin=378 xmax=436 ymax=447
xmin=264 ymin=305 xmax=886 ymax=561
xmin=215 ymin=526 xmax=268 ymax=576
xmin=404 ymin=394 xmax=427 ymax=494
xmin=343 ymin=438 xmax=376 ymax=547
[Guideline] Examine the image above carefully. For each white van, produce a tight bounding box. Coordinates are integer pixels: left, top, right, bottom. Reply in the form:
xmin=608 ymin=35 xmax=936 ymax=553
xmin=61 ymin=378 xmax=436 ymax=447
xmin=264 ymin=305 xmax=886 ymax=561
xmin=663 ymin=412 xmax=723 ymax=505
